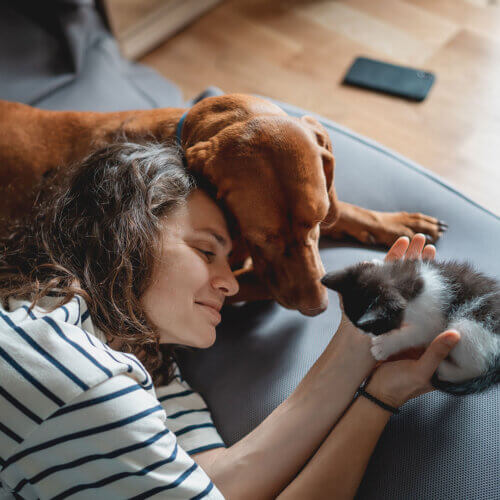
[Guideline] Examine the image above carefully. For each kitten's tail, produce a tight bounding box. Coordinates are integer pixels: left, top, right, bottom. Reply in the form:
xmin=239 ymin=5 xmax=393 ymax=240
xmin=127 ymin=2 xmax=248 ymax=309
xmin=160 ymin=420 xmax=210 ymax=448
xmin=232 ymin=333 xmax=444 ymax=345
xmin=431 ymin=364 xmax=500 ymax=396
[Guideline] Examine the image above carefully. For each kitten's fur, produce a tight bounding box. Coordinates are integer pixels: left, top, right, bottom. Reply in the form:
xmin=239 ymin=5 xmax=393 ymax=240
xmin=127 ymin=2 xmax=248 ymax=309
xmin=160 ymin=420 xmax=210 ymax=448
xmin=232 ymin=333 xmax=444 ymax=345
xmin=321 ymin=259 xmax=500 ymax=395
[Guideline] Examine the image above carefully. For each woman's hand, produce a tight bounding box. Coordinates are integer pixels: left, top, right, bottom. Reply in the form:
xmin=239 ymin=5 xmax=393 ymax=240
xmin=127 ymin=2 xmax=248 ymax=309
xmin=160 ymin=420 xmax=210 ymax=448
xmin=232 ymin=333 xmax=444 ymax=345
xmin=365 ymin=330 xmax=461 ymax=408
xmin=384 ymin=233 xmax=436 ymax=262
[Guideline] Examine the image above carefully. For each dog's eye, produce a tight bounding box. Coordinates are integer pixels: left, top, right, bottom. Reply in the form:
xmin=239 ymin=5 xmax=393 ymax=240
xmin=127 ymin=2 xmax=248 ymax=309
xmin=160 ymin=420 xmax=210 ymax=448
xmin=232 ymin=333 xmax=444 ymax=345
xmin=264 ymin=234 xmax=279 ymax=243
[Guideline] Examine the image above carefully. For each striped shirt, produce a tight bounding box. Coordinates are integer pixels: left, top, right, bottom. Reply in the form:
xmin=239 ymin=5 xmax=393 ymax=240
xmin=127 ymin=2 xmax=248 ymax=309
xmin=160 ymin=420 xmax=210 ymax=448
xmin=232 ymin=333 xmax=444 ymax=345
xmin=0 ymin=294 xmax=225 ymax=499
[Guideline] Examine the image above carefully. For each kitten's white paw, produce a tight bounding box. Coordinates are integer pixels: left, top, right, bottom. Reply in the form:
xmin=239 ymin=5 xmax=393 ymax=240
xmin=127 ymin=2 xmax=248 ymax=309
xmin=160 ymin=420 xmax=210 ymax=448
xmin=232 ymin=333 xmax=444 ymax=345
xmin=370 ymin=336 xmax=390 ymax=361
xmin=436 ymin=359 xmax=465 ymax=382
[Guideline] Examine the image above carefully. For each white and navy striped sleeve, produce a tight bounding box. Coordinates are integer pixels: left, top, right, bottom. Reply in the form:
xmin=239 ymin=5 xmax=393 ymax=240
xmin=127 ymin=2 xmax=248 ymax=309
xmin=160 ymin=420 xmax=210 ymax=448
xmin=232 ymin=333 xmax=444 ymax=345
xmin=156 ymin=366 xmax=226 ymax=457
xmin=1 ymin=374 xmax=224 ymax=499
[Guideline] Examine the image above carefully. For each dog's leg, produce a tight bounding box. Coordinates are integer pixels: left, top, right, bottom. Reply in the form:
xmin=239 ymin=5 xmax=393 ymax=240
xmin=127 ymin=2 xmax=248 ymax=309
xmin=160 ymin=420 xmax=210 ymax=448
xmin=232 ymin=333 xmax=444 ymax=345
xmin=321 ymin=201 xmax=446 ymax=247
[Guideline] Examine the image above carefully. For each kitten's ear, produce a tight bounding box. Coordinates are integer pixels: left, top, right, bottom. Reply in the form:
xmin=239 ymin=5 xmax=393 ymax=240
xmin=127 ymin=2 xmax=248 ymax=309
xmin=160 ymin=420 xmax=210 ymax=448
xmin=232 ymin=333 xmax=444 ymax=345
xmin=387 ymin=288 xmax=408 ymax=313
xmin=321 ymin=270 xmax=348 ymax=291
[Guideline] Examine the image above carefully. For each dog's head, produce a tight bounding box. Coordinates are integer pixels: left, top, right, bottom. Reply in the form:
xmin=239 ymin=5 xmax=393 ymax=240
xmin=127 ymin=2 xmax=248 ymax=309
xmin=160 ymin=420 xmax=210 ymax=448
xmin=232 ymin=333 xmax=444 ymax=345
xmin=183 ymin=95 xmax=338 ymax=316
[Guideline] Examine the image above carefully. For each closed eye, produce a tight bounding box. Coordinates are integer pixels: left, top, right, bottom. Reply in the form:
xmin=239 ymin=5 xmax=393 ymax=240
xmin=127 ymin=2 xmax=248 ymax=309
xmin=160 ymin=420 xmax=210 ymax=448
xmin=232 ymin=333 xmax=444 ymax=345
xmin=196 ymin=248 xmax=216 ymax=261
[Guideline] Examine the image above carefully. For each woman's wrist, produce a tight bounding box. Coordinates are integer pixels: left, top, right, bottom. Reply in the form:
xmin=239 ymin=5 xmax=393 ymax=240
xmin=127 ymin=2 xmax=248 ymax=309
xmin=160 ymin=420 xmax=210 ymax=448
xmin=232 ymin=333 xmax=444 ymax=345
xmin=364 ymin=377 xmax=405 ymax=409
xmin=292 ymin=322 xmax=375 ymax=406
xmin=327 ymin=320 xmax=376 ymax=373
xmin=356 ymin=384 xmax=400 ymax=415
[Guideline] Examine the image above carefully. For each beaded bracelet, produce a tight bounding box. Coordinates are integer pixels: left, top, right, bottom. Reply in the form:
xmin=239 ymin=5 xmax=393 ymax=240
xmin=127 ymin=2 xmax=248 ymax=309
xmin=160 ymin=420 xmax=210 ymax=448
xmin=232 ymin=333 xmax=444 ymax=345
xmin=356 ymin=386 xmax=400 ymax=415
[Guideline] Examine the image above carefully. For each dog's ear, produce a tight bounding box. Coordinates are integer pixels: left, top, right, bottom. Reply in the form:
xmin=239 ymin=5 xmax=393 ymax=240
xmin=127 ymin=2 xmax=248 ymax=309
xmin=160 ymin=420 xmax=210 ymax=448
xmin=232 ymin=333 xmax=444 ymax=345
xmin=300 ymin=116 xmax=339 ymax=228
xmin=184 ymin=139 xmax=216 ymax=174
xmin=184 ymin=125 xmax=243 ymax=200
xmin=300 ymin=115 xmax=332 ymax=152
xmin=184 ymin=133 xmax=247 ymax=253
xmin=184 ymin=134 xmax=229 ymax=200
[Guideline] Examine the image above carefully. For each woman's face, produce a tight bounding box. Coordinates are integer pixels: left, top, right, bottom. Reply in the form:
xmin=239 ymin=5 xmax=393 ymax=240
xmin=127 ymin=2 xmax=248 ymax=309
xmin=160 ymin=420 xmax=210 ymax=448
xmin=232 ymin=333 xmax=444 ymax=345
xmin=140 ymin=189 xmax=239 ymax=348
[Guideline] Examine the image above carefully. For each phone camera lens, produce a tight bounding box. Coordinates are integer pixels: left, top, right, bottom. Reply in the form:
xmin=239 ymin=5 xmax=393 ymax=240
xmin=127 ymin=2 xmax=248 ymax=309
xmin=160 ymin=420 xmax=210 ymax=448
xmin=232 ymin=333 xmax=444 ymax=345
xmin=417 ymin=71 xmax=431 ymax=79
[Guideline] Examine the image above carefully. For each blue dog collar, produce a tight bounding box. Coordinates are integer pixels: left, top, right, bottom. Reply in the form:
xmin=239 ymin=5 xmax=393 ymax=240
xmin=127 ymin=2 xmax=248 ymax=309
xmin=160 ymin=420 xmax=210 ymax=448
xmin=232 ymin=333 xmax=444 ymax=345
xmin=176 ymin=109 xmax=189 ymax=145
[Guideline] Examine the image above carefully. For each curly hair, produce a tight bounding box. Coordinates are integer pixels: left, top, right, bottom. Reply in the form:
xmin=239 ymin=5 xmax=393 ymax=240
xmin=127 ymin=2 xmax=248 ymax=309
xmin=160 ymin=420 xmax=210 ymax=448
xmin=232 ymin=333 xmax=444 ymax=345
xmin=0 ymin=140 xmax=211 ymax=385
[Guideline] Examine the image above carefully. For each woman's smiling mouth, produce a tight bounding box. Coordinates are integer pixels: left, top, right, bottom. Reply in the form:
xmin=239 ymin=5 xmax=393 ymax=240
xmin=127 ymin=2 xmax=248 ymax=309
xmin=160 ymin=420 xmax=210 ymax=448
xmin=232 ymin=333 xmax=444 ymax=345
xmin=195 ymin=302 xmax=222 ymax=324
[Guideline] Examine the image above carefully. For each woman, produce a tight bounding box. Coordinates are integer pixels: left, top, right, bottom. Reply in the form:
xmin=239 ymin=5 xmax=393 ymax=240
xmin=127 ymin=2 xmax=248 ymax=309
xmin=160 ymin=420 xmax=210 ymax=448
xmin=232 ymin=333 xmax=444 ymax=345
xmin=0 ymin=141 xmax=460 ymax=499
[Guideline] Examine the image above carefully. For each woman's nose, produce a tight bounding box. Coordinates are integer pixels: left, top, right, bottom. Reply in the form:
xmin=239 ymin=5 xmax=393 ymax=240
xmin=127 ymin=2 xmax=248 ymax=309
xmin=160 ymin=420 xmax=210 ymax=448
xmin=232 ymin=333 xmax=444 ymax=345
xmin=212 ymin=261 xmax=240 ymax=297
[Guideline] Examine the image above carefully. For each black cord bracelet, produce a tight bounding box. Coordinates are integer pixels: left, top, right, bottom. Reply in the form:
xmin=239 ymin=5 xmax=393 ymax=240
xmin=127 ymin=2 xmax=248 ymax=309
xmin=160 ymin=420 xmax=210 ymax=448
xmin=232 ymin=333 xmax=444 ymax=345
xmin=357 ymin=386 xmax=400 ymax=415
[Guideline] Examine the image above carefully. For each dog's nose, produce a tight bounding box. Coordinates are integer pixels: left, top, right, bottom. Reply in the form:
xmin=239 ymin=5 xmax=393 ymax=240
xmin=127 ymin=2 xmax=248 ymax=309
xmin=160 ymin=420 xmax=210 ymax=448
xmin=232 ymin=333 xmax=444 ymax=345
xmin=298 ymin=295 xmax=329 ymax=316
xmin=298 ymin=304 xmax=327 ymax=316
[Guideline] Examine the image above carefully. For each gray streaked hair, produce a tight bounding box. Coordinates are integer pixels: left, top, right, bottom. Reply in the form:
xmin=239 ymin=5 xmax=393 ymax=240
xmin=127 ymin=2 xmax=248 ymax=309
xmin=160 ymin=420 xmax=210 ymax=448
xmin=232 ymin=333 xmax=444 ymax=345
xmin=0 ymin=139 xmax=203 ymax=385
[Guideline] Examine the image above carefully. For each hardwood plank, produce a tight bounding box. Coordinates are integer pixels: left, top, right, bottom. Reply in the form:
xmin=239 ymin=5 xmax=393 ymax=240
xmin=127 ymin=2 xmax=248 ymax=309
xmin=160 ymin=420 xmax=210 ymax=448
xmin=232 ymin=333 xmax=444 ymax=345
xmin=407 ymin=0 xmax=500 ymax=41
xmin=346 ymin=0 xmax=458 ymax=48
xmin=293 ymin=1 xmax=435 ymax=64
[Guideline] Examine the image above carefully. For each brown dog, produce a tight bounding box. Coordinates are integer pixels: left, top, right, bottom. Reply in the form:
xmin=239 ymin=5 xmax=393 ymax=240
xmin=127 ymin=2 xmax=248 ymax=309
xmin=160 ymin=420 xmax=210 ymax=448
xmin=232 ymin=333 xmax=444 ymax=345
xmin=0 ymin=94 xmax=444 ymax=315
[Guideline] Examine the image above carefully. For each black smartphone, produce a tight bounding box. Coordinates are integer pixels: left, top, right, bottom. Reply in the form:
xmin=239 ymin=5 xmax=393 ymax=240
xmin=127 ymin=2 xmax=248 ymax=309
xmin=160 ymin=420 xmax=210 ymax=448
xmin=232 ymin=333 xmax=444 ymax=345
xmin=343 ymin=56 xmax=435 ymax=101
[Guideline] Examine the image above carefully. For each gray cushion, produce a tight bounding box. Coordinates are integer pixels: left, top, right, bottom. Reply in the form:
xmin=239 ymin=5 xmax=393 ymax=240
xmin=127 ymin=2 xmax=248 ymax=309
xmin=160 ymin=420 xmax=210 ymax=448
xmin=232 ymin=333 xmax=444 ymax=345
xmin=178 ymin=95 xmax=499 ymax=500
xmin=0 ymin=0 xmax=183 ymax=110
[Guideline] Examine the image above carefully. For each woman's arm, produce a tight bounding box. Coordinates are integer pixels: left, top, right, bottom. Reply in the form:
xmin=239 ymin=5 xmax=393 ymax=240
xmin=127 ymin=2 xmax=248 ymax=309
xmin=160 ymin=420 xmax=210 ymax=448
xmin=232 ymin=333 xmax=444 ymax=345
xmin=277 ymin=327 xmax=461 ymax=499
xmin=277 ymin=386 xmax=391 ymax=500
xmin=196 ymin=325 xmax=459 ymax=500
xmin=195 ymin=321 xmax=377 ymax=500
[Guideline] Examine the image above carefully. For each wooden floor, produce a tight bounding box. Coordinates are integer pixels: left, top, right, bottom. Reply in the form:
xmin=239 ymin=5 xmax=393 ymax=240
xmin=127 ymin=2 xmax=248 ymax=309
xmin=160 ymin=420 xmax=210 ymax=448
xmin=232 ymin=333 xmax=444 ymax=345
xmin=140 ymin=0 xmax=500 ymax=216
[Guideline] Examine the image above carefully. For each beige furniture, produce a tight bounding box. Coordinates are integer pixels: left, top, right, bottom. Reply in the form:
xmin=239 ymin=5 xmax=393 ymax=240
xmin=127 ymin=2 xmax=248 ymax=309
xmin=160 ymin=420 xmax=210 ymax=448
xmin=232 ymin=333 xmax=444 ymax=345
xmin=102 ymin=0 xmax=223 ymax=60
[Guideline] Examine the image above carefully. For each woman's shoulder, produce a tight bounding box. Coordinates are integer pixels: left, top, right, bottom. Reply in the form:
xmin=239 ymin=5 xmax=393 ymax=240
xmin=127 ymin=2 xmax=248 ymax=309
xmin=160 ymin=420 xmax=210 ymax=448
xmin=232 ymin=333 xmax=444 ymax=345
xmin=2 ymin=293 xmax=99 ymax=336
xmin=0 ymin=294 xmax=156 ymax=444
xmin=1 ymin=294 xmax=109 ymax=358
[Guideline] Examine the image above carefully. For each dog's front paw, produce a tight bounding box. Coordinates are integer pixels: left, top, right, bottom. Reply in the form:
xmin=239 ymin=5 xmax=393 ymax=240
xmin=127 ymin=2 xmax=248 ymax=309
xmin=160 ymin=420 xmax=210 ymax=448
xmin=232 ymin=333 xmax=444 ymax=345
xmin=370 ymin=335 xmax=391 ymax=361
xmin=376 ymin=211 xmax=447 ymax=246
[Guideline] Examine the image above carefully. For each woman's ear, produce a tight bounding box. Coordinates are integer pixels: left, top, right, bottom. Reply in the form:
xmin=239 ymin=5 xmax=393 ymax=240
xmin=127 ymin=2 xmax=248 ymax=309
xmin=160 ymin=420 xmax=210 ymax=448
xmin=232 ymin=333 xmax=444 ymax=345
xmin=300 ymin=115 xmax=339 ymax=229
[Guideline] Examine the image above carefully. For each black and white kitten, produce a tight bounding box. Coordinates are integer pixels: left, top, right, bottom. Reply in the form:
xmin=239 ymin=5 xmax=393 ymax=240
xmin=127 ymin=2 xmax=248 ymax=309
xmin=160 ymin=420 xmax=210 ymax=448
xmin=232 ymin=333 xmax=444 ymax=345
xmin=321 ymin=259 xmax=500 ymax=395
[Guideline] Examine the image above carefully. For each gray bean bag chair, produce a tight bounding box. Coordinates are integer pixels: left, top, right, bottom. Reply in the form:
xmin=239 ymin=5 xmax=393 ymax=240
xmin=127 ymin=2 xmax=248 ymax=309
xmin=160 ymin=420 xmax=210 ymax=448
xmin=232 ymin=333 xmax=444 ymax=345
xmin=179 ymin=91 xmax=500 ymax=500
xmin=1 ymin=1 xmax=498 ymax=498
